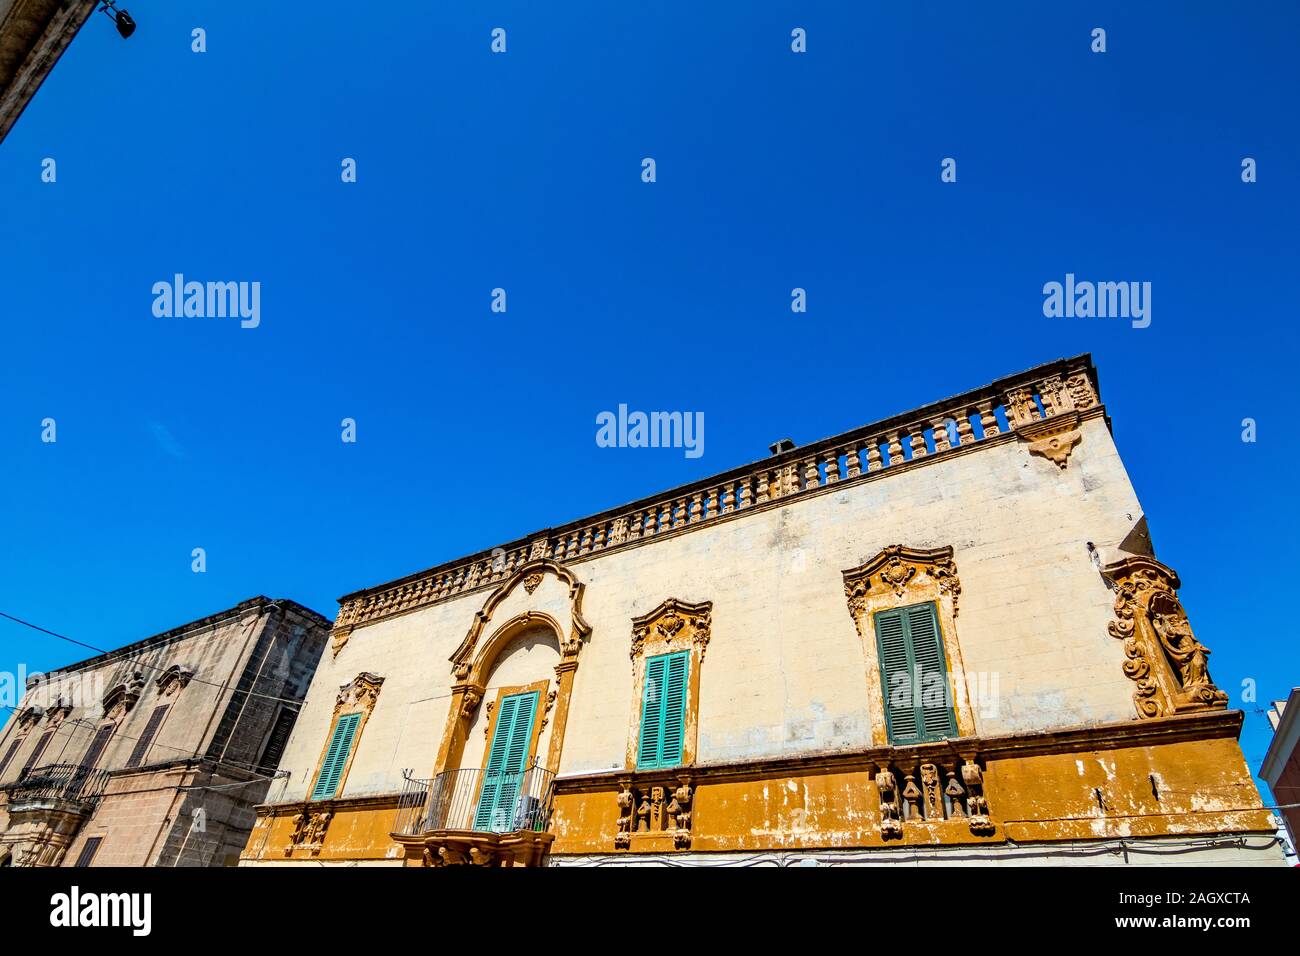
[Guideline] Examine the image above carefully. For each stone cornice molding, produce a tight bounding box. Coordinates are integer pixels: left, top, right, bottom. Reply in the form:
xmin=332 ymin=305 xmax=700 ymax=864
xmin=333 ymin=356 xmax=1103 ymax=634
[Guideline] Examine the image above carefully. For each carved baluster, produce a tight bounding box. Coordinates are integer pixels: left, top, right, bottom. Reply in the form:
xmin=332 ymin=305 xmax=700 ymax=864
xmin=909 ymin=426 xmax=928 ymax=459
xmin=921 ymin=763 xmax=943 ymax=820
xmin=673 ymin=498 xmax=686 ymax=526
xmin=843 ymin=443 xmax=861 ymax=479
xmin=756 ymin=470 xmax=770 ymax=503
xmin=824 ymin=450 xmax=841 ymax=483
xmin=977 ymin=401 xmax=1000 ymax=437
xmin=627 ymin=511 xmax=643 ymax=541
xmin=579 ymin=527 xmax=592 ymax=555
xmin=688 ymin=492 xmax=703 ymax=524
xmin=705 ymin=487 xmax=719 ymax=519
xmin=931 ymin=417 xmax=951 ymax=452
xmin=944 ymin=767 xmax=966 ymax=817
xmin=955 ymin=408 xmax=976 ymax=446
xmin=670 ymin=776 xmax=693 ymax=849
xmin=803 ymin=457 xmax=819 ymax=490
xmin=565 ymin=531 xmax=579 ymax=559
xmin=738 ymin=476 xmax=752 ymax=509
xmin=902 ymin=767 xmax=923 ymax=821
xmin=593 ymin=523 xmax=607 ymax=552
xmin=718 ymin=483 xmax=733 ymax=514
xmin=866 ymin=440 xmax=883 ymax=473
xmin=885 ymin=432 xmax=903 ymax=466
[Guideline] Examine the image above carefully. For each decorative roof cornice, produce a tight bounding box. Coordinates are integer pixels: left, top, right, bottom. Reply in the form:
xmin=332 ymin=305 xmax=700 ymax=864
xmin=334 ymin=354 xmax=1103 ymax=633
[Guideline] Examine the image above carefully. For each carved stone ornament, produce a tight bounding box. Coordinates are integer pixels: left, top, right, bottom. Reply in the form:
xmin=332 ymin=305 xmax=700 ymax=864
xmin=287 ymin=809 xmax=333 ymax=856
xmin=102 ymin=672 xmax=146 ymax=720
xmin=330 ymin=625 xmax=354 ymax=658
xmin=630 ymin=598 xmax=713 ymax=662
xmin=450 ymin=559 xmax=592 ymax=677
xmin=154 ymin=664 xmax=194 ymax=698
xmin=843 ymin=545 xmax=962 ymax=621
xmin=1103 ymin=555 xmax=1229 ymax=719
xmin=16 ymin=707 xmax=44 ymax=732
xmin=1017 ymin=412 xmax=1083 ymax=470
xmin=335 ymin=671 xmax=385 ymax=717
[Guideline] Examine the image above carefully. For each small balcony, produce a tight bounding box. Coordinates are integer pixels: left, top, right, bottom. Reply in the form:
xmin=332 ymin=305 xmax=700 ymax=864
xmin=2 ymin=763 xmax=110 ymax=816
xmin=391 ymin=764 xmax=556 ymax=867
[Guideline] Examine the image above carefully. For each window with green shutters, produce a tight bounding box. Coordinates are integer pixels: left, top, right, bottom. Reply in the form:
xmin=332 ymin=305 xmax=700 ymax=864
xmin=637 ymin=650 xmax=689 ymax=769
xmin=874 ymin=601 xmax=957 ymax=744
xmin=474 ymin=690 xmax=538 ymax=832
xmin=310 ymin=712 xmax=361 ymax=801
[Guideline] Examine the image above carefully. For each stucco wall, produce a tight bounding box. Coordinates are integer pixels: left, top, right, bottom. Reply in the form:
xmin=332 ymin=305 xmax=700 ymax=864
xmin=274 ymin=414 xmax=1152 ymax=802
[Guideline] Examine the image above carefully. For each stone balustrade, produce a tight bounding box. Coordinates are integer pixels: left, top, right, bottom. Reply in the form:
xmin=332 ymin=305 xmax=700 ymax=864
xmin=333 ymin=355 xmax=1100 ymax=634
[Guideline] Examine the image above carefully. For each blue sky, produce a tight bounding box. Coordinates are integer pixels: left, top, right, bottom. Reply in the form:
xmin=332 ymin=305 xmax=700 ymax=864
xmin=1 ymin=3 xmax=1297 ymax=802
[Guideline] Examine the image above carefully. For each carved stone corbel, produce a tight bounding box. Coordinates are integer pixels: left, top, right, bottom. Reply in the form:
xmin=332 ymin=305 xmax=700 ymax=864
xmin=1017 ymin=412 xmax=1083 ymax=470
xmin=874 ymin=766 xmax=903 ymax=839
xmin=962 ymin=761 xmax=994 ymax=835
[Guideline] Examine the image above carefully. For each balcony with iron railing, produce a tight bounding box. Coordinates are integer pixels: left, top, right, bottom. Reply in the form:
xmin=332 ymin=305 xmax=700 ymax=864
xmin=391 ymin=763 xmax=556 ymax=866
xmin=1 ymin=763 xmax=111 ymax=815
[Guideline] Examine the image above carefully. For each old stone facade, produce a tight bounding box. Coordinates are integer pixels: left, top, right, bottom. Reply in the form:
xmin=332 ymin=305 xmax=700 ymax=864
xmin=240 ymin=355 xmax=1282 ymax=867
xmin=0 ymin=0 xmax=97 ymax=143
xmin=0 ymin=597 xmax=330 ymax=867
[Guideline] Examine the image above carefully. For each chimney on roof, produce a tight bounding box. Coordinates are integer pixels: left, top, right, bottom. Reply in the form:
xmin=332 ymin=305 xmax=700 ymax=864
xmin=769 ymin=438 xmax=796 ymax=455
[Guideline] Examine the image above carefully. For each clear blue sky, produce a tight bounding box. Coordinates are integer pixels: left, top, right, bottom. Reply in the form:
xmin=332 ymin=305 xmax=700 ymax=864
xmin=2 ymin=3 xmax=1296 ymax=802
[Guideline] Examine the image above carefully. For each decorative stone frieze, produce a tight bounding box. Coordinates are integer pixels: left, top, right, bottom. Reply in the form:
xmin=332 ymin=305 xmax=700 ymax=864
xmin=1104 ymin=556 xmax=1229 ymax=719
xmin=612 ymin=774 xmax=695 ymax=850
xmin=871 ymin=756 xmax=995 ymax=838
xmin=335 ymin=672 xmax=384 ymax=717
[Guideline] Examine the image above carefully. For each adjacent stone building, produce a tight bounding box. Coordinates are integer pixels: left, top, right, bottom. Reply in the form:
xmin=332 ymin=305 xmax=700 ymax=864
xmin=0 ymin=597 xmax=330 ymax=866
xmin=0 ymin=0 xmax=97 ymax=142
xmin=240 ymin=355 xmax=1282 ymax=867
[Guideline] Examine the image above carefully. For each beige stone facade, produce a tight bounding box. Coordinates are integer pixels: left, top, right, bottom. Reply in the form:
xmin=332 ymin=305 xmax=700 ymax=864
xmin=0 ymin=597 xmax=330 ymax=866
xmin=240 ymin=355 xmax=1282 ymax=867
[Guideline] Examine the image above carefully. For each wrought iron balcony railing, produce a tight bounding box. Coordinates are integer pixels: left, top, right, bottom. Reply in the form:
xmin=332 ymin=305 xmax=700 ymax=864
xmin=2 ymin=763 xmax=110 ymax=811
xmin=393 ymin=764 xmax=555 ymax=837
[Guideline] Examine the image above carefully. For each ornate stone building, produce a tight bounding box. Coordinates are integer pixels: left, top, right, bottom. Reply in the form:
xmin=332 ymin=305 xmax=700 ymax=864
xmin=0 ymin=597 xmax=330 ymax=866
xmin=240 ymin=355 xmax=1282 ymax=866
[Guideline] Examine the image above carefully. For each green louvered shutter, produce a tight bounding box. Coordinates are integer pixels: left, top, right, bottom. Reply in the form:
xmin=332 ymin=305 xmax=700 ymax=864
xmin=637 ymin=655 xmax=667 ymax=767
xmin=474 ymin=691 xmax=537 ymax=832
xmin=311 ymin=712 xmax=361 ymax=801
xmin=906 ymin=603 xmax=957 ymax=740
xmin=875 ymin=602 xmax=956 ymax=744
xmin=876 ymin=609 xmax=918 ymax=742
xmin=638 ymin=651 xmax=689 ymax=769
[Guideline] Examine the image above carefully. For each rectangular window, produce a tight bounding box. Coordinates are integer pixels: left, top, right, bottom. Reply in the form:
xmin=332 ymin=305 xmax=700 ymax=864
xmin=125 ymin=705 xmax=169 ymax=769
xmin=20 ymin=729 xmax=55 ymax=777
xmin=257 ymin=707 xmax=297 ymax=774
xmin=310 ymin=712 xmax=361 ymax=801
xmin=875 ymin=602 xmax=958 ymax=744
xmin=474 ymin=691 xmax=539 ymax=832
xmin=81 ymin=724 xmax=115 ymax=770
xmin=0 ymin=736 xmax=25 ymax=779
xmin=73 ymin=837 xmax=103 ymax=868
xmin=637 ymin=650 xmax=689 ymax=769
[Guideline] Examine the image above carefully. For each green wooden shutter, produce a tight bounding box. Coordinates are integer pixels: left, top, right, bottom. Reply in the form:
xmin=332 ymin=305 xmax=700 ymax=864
xmin=906 ymin=603 xmax=957 ymax=739
xmin=875 ymin=602 xmax=956 ymax=744
xmin=637 ymin=655 xmax=667 ymax=767
xmin=311 ymin=712 xmax=361 ymax=801
xmin=638 ymin=650 xmax=689 ymax=769
xmin=474 ymin=691 xmax=538 ymax=831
